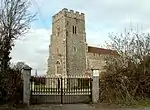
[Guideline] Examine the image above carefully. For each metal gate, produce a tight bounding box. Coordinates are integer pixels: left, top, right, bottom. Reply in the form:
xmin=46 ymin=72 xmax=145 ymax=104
xmin=30 ymin=76 xmax=92 ymax=104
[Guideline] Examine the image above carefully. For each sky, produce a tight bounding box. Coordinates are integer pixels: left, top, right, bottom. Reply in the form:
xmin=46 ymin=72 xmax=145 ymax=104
xmin=10 ymin=0 xmax=150 ymax=76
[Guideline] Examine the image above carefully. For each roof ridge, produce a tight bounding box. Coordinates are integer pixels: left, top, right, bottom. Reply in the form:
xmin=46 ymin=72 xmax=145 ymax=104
xmin=88 ymin=46 xmax=118 ymax=55
xmin=88 ymin=46 xmax=112 ymax=50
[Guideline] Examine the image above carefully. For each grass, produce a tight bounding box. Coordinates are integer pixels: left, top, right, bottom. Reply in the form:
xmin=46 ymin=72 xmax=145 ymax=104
xmin=115 ymin=99 xmax=150 ymax=108
xmin=98 ymin=98 xmax=150 ymax=108
xmin=134 ymin=99 xmax=150 ymax=107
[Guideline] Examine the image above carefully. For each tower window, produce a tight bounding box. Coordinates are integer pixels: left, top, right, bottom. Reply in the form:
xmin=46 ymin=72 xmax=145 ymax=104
xmin=74 ymin=47 xmax=77 ymax=52
xmin=75 ymin=26 xmax=77 ymax=34
xmin=73 ymin=26 xmax=77 ymax=34
xmin=73 ymin=26 xmax=74 ymax=34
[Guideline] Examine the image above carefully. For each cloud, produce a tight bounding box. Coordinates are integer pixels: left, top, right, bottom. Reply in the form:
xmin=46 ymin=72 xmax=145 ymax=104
xmin=30 ymin=0 xmax=150 ymax=38
xmin=11 ymin=28 xmax=50 ymax=76
xmin=11 ymin=0 xmax=150 ymax=75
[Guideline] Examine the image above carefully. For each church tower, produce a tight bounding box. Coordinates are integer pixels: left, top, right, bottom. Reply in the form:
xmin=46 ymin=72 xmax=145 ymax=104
xmin=47 ymin=8 xmax=87 ymax=77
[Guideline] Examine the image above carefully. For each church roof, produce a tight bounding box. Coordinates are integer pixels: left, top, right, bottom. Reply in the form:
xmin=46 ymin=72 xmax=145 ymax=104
xmin=88 ymin=46 xmax=118 ymax=55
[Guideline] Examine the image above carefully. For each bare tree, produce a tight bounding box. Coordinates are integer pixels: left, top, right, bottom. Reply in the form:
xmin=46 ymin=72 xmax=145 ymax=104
xmin=0 ymin=0 xmax=35 ymax=102
xmin=13 ymin=61 xmax=25 ymax=70
xmin=0 ymin=0 xmax=35 ymax=71
xmin=100 ymin=29 xmax=150 ymax=104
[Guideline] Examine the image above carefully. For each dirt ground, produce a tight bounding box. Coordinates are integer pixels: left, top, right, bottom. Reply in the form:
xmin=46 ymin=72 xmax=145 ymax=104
xmin=17 ymin=104 xmax=150 ymax=110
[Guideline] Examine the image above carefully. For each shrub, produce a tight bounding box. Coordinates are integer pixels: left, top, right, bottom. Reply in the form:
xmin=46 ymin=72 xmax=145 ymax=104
xmin=0 ymin=69 xmax=23 ymax=105
xmin=99 ymin=30 xmax=150 ymax=104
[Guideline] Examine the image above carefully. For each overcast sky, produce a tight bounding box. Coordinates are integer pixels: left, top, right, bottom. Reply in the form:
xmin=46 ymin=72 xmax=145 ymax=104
xmin=10 ymin=0 xmax=150 ymax=76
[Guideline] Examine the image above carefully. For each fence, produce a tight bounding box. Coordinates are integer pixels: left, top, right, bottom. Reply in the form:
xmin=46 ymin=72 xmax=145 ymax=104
xmin=30 ymin=75 xmax=92 ymax=104
xmin=22 ymin=68 xmax=100 ymax=105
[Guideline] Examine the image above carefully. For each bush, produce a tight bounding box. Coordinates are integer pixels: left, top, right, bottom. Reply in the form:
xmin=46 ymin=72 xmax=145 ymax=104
xmin=0 ymin=69 xmax=23 ymax=105
xmin=99 ymin=30 xmax=150 ymax=104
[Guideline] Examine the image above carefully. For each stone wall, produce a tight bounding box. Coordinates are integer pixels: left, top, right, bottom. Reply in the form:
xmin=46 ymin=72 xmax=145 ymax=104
xmin=47 ymin=9 xmax=67 ymax=76
xmin=52 ymin=8 xmax=85 ymax=23
xmin=47 ymin=8 xmax=117 ymax=79
xmin=87 ymin=53 xmax=107 ymax=76
xmin=47 ymin=8 xmax=87 ymax=77
xmin=65 ymin=12 xmax=86 ymax=76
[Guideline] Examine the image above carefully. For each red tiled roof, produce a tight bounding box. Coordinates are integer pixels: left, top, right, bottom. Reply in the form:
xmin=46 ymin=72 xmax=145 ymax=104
xmin=88 ymin=46 xmax=118 ymax=55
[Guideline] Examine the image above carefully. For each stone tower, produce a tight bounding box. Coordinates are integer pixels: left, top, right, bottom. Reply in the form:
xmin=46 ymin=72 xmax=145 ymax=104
xmin=47 ymin=8 xmax=87 ymax=77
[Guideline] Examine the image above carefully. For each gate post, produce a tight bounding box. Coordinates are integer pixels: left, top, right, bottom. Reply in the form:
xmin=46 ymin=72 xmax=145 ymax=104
xmin=92 ymin=69 xmax=99 ymax=103
xmin=22 ymin=65 xmax=32 ymax=106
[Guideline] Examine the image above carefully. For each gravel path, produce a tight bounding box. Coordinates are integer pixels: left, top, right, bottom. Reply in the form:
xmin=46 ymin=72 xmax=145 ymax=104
xmin=18 ymin=104 xmax=150 ymax=110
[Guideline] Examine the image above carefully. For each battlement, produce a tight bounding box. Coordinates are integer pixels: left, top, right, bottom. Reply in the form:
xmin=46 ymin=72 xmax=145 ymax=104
xmin=52 ymin=8 xmax=85 ymax=22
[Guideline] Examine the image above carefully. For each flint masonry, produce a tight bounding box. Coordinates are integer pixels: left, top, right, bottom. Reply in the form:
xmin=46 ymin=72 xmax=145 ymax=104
xmin=47 ymin=8 xmax=117 ymax=77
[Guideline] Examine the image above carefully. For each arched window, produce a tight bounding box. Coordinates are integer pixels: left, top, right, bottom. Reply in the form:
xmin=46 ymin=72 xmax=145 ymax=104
xmin=74 ymin=47 xmax=77 ymax=52
xmin=55 ymin=60 xmax=61 ymax=75
xmin=73 ymin=26 xmax=74 ymax=34
xmin=75 ymin=26 xmax=77 ymax=34
xmin=73 ymin=26 xmax=77 ymax=34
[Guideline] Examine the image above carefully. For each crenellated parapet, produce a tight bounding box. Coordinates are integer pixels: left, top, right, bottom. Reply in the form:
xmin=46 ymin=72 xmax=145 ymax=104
xmin=52 ymin=8 xmax=85 ymax=22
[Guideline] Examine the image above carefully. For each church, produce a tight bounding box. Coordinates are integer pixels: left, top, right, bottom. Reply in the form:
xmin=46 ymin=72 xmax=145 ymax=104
xmin=47 ymin=8 xmax=117 ymax=77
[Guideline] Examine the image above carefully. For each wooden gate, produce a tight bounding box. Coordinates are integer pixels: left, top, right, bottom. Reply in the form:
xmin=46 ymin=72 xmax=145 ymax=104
xmin=30 ymin=75 xmax=92 ymax=104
